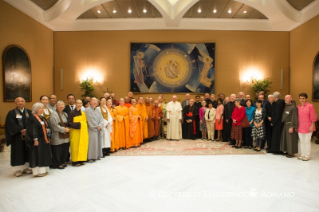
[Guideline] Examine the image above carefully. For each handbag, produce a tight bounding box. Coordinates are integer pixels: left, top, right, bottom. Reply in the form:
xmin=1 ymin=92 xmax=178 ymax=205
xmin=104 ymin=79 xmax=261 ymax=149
xmin=57 ymin=112 xmax=69 ymax=139
xmin=241 ymin=114 xmax=250 ymax=128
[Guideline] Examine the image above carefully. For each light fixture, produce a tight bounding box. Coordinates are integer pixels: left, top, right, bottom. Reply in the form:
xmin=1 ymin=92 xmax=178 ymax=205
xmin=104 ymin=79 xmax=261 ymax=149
xmin=243 ymin=11 xmax=247 ymax=13
xmin=128 ymin=9 xmax=132 ymax=13
xmin=143 ymin=9 xmax=147 ymax=13
xmin=113 ymin=10 xmax=116 ymax=13
xmin=198 ymin=9 xmax=201 ymax=13
xmin=213 ymin=9 xmax=217 ymax=13
xmin=97 ymin=10 xmax=101 ymax=14
xmin=168 ymin=0 xmax=178 ymax=6
xmin=228 ymin=9 xmax=231 ymax=13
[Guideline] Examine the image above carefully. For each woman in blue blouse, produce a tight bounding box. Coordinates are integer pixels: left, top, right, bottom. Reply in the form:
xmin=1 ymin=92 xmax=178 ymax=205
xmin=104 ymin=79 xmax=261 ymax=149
xmin=244 ymin=99 xmax=255 ymax=149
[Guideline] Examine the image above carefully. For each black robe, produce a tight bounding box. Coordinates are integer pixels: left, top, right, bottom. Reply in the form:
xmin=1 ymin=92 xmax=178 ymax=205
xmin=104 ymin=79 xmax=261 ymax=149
xmin=269 ymin=99 xmax=285 ymax=153
xmin=26 ymin=115 xmax=52 ymax=168
xmin=182 ymin=105 xmax=197 ymax=139
xmin=5 ymin=108 xmax=32 ymax=166
xmin=223 ymin=101 xmax=235 ymax=142
xmin=265 ymin=101 xmax=274 ymax=149
xmin=194 ymin=102 xmax=201 ymax=138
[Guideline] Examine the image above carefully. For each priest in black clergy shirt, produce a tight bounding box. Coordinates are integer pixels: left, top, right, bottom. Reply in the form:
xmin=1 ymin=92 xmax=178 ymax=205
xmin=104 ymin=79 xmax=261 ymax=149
xmin=63 ymin=94 xmax=76 ymax=114
xmin=224 ymin=94 xmax=236 ymax=143
xmin=267 ymin=91 xmax=285 ymax=154
xmin=194 ymin=95 xmax=202 ymax=138
xmin=182 ymin=99 xmax=197 ymax=140
xmin=5 ymin=97 xmax=33 ymax=177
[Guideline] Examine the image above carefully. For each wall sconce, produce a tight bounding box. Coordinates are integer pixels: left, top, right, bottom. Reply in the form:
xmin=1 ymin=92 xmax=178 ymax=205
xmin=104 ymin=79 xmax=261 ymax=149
xmin=80 ymin=67 xmax=104 ymax=84
xmin=242 ymin=67 xmax=263 ymax=83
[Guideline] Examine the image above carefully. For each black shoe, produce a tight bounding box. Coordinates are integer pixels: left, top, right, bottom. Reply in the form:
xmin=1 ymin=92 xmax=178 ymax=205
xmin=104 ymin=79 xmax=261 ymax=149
xmin=244 ymin=146 xmax=248 ymax=149
xmin=232 ymin=145 xmax=237 ymax=148
xmin=248 ymin=146 xmax=252 ymax=149
xmin=235 ymin=146 xmax=241 ymax=149
xmin=266 ymin=150 xmax=273 ymax=153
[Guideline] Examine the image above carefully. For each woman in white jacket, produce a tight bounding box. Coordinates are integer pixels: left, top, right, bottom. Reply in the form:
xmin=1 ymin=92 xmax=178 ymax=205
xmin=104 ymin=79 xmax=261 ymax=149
xmin=205 ymin=102 xmax=216 ymax=141
xmin=96 ymin=97 xmax=113 ymax=157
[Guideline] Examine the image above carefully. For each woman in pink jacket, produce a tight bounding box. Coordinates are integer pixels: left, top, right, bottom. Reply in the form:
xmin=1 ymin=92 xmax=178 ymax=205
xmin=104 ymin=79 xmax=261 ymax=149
xmin=297 ymin=93 xmax=317 ymax=161
xmin=231 ymin=99 xmax=246 ymax=148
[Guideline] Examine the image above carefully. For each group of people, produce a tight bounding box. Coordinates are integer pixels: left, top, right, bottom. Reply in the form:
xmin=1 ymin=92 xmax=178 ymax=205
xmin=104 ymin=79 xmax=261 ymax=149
xmin=4 ymin=90 xmax=316 ymax=178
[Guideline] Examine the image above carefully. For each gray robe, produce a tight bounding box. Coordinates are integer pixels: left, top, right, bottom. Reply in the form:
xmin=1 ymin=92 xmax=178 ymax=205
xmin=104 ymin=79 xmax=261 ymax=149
xmin=280 ymin=104 xmax=298 ymax=155
xmin=85 ymin=106 xmax=105 ymax=160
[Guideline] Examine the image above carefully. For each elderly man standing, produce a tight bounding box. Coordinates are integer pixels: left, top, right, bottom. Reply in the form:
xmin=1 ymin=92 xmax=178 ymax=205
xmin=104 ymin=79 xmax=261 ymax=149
xmin=265 ymin=95 xmax=275 ymax=149
xmin=47 ymin=94 xmax=57 ymax=111
xmin=153 ymin=100 xmax=163 ymax=139
xmin=5 ymin=97 xmax=32 ymax=177
xmin=182 ymin=99 xmax=197 ymax=140
xmin=182 ymin=93 xmax=191 ymax=109
xmin=85 ymin=98 xmax=105 ymax=162
xmin=280 ymin=95 xmax=298 ymax=158
xmin=238 ymin=92 xmax=246 ymax=106
xmin=224 ymin=94 xmax=236 ymax=143
xmin=145 ymin=97 xmax=155 ymax=141
xmin=166 ymin=95 xmax=182 ymax=140
xmin=268 ymin=91 xmax=285 ymax=154
xmin=209 ymin=94 xmax=218 ymax=108
xmin=136 ymin=96 xmax=148 ymax=140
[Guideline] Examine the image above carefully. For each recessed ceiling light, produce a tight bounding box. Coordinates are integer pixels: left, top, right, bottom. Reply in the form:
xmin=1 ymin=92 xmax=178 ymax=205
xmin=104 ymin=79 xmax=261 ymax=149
xmin=128 ymin=9 xmax=132 ymax=13
xmin=198 ymin=9 xmax=201 ymax=13
xmin=143 ymin=9 xmax=147 ymax=13
xmin=228 ymin=9 xmax=231 ymax=13
xmin=97 ymin=10 xmax=101 ymax=14
xmin=113 ymin=10 xmax=116 ymax=13
xmin=213 ymin=9 xmax=217 ymax=13
xmin=243 ymin=11 xmax=247 ymax=13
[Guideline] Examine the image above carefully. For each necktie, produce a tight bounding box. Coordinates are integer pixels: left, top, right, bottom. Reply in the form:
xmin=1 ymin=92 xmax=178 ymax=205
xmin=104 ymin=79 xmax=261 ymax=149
xmin=208 ymin=110 xmax=210 ymax=119
xmin=71 ymin=106 xmax=74 ymax=110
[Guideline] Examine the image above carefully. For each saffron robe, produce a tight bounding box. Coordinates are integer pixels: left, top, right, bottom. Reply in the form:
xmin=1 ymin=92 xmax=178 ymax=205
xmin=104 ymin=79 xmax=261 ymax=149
xmin=124 ymin=103 xmax=132 ymax=108
xmin=68 ymin=110 xmax=89 ymax=162
xmin=153 ymin=106 xmax=163 ymax=137
xmin=113 ymin=105 xmax=130 ymax=148
xmin=129 ymin=106 xmax=143 ymax=146
xmin=166 ymin=101 xmax=182 ymax=140
xmin=136 ymin=103 xmax=148 ymax=139
xmin=145 ymin=103 xmax=155 ymax=139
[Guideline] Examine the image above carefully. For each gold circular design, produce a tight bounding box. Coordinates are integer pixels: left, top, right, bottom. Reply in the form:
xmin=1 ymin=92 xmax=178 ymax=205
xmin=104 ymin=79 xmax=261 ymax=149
xmin=155 ymin=51 xmax=189 ymax=86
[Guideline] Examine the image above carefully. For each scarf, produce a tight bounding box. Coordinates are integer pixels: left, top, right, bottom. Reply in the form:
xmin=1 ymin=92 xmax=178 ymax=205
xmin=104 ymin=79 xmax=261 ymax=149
xmin=33 ymin=114 xmax=50 ymax=144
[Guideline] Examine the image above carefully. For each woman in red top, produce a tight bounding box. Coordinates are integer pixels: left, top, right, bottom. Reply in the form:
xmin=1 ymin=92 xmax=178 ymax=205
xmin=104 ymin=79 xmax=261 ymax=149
xmin=231 ymin=99 xmax=246 ymax=148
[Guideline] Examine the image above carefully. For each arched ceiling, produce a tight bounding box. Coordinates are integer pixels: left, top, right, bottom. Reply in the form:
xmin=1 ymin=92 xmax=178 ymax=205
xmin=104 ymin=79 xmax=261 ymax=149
xmin=5 ymin=0 xmax=319 ymax=31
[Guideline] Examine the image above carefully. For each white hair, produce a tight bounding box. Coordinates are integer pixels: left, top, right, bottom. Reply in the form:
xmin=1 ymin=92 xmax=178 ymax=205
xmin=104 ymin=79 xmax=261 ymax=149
xmin=172 ymin=95 xmax=177 ymax=98
xmin=201 ymin=101 xmax=207 ymax=104
xmin=268 ymin=95 xmax=274 ymax=98
xmin=238 ymin=92 xmax=244 ymax=95
xmin=273 ymin=92 xmax=281 ymax=98
xmin=32 ymin=102 xmax=44 ymax=114
xmin=56 ymin=100 xmax=65 ymax=106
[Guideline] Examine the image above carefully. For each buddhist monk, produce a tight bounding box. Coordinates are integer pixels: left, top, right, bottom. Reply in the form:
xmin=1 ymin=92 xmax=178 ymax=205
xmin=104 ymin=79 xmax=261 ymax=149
xmin=129 ymin=99 xmax=143 ymax=147
xmin=153 ymin=100 xmax=163 ymax=140
xmin=113 ymin=98 xmax=130 ymax=149
xmin=136 ymin=96 xmax=148 ymax=140
xmin=106 ymin=99 xmax=117 ymax=152
xmin=124 ymin=96 xmax=132 ymax=108
xmin=145 ymin=97 xmax=155 ymax=141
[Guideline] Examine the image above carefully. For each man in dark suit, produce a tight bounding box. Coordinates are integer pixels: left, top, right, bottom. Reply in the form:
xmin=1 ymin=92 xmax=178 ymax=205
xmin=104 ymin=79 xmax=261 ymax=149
xmin=267 ymin=92 xmax=285 ymax=153
xmin=204 ymin=93 xmax=212 ymax=106
xmin=238 ymin=92 xmax=246 ymax=106
xmin=224 ymin=94 xmax=236 ymax=143
xmin=63 ymin=94 xmax=76 ymax=115
xmin=209 ymin=94 xmax=218 ymax=109
xmin=264 ymin=95 xmax=274 ymax=150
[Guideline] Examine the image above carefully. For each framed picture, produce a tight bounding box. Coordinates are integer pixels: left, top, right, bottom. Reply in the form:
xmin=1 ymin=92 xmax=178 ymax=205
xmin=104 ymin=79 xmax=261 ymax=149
xmin=2 ymin=45 xmax=32 ymax=102
xmin=130 ymin=43 xmax=215 ymax=93
xmin=313 ymin=52 xmax=319 ymax=101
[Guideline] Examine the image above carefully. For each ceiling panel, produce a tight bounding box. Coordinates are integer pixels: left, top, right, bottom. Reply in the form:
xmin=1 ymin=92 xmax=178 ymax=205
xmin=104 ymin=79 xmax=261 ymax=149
xmin=247 ymin=10 xmax=267 ymax=19
xmin=78 ymin=10 xmax=96 ymax=19
xmin=190 ymin=0 xmax=212 ymax=18
xmin=114 ymin=0 xmax=139 ymax=18
xmin=233 ymin=4 xmax=255 ymax=18
xmin=102 ymin=1 xmax=124 ymax=18
xmin=152 ymin=7 xmax=162 ymax=18
xmin=90 ymin=5 xmax=110 ymax=18
xmin=286 ymin=0 xmax=315 ymax=10
xmin=205 ymin=0 xmax=229 ymax=18
xmin=219 ymin=0 xmax=243 ymax=18
xmin=30 ymin=0 xmax=58 ymax=10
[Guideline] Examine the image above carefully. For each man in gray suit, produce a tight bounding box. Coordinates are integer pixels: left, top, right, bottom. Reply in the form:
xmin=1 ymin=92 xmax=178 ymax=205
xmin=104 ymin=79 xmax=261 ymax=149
xmin=181 ymin=93 xmax=191 ymax=110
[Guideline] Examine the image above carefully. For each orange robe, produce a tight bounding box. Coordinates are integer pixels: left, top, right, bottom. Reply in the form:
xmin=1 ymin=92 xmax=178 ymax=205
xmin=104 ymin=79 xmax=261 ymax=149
xmin=124 ymin=103 xmax=132 ymax=108
xmin=145 ymin=103 xmax=155 ymax=139
xmin=129 ymin=106 xmax=143 ymax=146
xmin=113 ymin=105 xmax=130 ymax=149
xmin=153 ymin=106 xmax=163 ymax=137
xmin=136 ymin=103 xmax=148 ymax=139
xmin=107 ymin=107 xmax=117 ymax=152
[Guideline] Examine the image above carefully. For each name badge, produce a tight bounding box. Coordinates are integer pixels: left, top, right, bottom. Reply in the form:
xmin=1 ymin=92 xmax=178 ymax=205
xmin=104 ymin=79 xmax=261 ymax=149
xmin=41 ymin=121 xmax=45 ymax=125
xmin=285 ymin=111 xmax=289 ymax=114
xmin=16 ymin=114 xmax=22 ymax=119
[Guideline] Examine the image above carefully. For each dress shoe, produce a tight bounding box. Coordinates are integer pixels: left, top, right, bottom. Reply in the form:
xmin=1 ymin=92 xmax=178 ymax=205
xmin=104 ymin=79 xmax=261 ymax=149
xmin=14 ymin=170 xmax=23 ymax=177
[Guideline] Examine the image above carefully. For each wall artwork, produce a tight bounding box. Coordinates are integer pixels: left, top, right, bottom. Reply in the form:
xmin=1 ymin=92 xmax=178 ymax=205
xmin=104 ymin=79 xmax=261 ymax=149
xmin=130 ymin=43 xmax=215 ymax=93
xmin=313 ymin=52 xmax=319 ymax=101
xmin=2 ymin=45 xmax=32 ymax=101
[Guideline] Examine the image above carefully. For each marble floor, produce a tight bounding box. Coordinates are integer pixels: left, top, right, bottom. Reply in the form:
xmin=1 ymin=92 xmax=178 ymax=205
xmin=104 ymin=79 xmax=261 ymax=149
xmin=1 ymin=140 xmax=319 ymax=212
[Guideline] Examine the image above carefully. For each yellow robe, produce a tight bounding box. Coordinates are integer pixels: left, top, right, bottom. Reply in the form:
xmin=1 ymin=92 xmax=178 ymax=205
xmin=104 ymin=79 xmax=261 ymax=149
xmin=136 ymin=103 xmax=148 ymax=139
xmin=107 ymin=107 xmax=117 ymax=152
xmin=129 ymin=106 xmax=143 ymax=146
xmin=113 ymin=105 xmax=130 ymax=149
xmin=69 ymin=112 xmax=89 ymax=162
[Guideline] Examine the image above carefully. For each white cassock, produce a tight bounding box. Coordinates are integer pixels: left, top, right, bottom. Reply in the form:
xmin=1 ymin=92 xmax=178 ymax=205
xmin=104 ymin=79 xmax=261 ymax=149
xmin=96 ymin=107 xmax=113 ymax=148
xmin=166 ymin=101 xmax=182 ymax=140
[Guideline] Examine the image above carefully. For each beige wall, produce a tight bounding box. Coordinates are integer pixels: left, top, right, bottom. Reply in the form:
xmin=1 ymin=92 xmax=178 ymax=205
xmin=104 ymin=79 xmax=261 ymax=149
xmin=54 ymin=30 xmax=290 ymax=103
xmin=0 ymin=1 xmax=53 ymax=122
xmin=290 ymin=15 xmax=319 ymax=111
